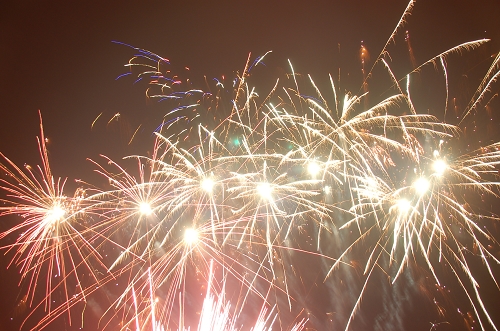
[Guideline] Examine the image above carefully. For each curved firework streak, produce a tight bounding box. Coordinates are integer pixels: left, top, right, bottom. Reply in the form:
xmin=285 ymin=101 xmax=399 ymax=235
xmin=116 ymin=43 xmax=276 ymax=145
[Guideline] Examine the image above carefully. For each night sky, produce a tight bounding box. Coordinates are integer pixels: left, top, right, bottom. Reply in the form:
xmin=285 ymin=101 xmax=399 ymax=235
xmin=1 ymin=1 xmax=500 ymax=331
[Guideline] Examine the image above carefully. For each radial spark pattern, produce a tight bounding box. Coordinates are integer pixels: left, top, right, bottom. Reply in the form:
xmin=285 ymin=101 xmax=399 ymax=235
xmin=1 ymin=1 xmax=500 ymax=330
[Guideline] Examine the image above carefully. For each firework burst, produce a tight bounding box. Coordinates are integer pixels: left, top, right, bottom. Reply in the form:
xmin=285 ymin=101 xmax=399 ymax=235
xmin=1 ymin=1 xmax=500 ymax=330
xmin=0 ymin=112 xmax=106 ymax=327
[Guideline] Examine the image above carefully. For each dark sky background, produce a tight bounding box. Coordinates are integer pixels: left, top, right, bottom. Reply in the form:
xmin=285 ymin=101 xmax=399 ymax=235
xmin=1 ymin=1 xmax=500 ymax=331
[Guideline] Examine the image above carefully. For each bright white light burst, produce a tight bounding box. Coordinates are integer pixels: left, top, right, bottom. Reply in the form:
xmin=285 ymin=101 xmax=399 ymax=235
xmin=413 ymin=177 xmax=430 ymax=195
xmin=257 ymin=182 xmax=273 ymax=201
xmin=307 ymin=161 xmax=321 ymax=177
xmin=201 ymin=177 xmax=215 ymax=194
xmin=184 ymin=228 xmax=199 ymax=246
xmin=433 ymin=159 xmax=447 ymax=176
xmin=394 ymin=199 xmax=411 ymax=214
xmin=45 ymin=204 xmax=66 ymax=224
xmin=139 ymin=202 xmax=152 ymax=215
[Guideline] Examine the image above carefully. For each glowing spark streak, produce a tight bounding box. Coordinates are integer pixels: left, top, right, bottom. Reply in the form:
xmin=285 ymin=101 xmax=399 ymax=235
xmin=461 ymin=68 xmax=500 ymax=123
xmin=91 ymin=112 xmax=102 ymax=129
xmin=128 ymin=124 xmax=142 ymax=145
xmin=440 ymin=56 xmax=449 ymax=119
xmin=363 ymin=0 xmax=416 ymax=85
xmin=107 ymin=113 xmax=121 ymax=125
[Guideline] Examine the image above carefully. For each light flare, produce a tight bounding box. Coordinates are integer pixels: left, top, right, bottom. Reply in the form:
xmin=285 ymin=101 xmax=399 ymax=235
xmin=257 ymin=182 xmax=273 ymax=201
xmin=139 ymin=202 xmax=152 ymax=215
xmin=45 ymin=204 xmax=66 ymax=224
xmin=433 ymin=159 xmax=447 ymax=176
xmin=413 ymin=177 xmax=430 ymax=195
xmin=201 ymin=177 xmax=215 ymax=194
xmin=183 ymin=228 xmax=199 ymax=246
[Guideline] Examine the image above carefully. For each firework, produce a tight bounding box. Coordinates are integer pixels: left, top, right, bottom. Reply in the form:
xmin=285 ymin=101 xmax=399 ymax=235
xmin=0 ymin=112 xmax=107 ymax=327
xmin=1 ymin=1 xmax=500 ymax=330
xmin=120 ymin=261 xmax=307 ymax=331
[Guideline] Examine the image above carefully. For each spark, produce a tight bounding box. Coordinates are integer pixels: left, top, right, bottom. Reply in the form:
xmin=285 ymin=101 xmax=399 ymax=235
xmin=107 ymin=112 xmax=121 ymax=125
xmin=91 ymin=112 xmax=103 ymax=129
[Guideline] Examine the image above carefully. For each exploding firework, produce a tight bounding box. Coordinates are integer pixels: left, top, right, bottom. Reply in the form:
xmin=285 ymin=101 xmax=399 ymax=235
xmin=0 ymin=112 xmax=107 ymax=328
xmin=1 ymin=1 xmax=500 ymax=331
